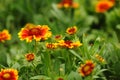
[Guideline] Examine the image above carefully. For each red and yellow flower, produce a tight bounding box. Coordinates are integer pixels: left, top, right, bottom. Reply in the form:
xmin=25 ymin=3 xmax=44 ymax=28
xmin=54 ymin=35 xmax=62 ymax=41
xmin=58 ymin=40 xmax=82 ymax=48
xmin=0 ymin=68 xmax=18 ymax=80
xmin=79 ymin=60 xmax=95 ymax=77
xmin=66 ymin=26 xmax=77 ymax=35
xmin=95 ymin=1 xmax=114 ymax=13
xmin=18 ymin=23 xmax=52 ymax=42
xmin=25 ymin=53 xmax=35 ymax=62
xmin=46 ymin=43 xmax=58 ymax=49
xmin=57 ymin=0 xmax=79 ymax=8
xmin=0 ymin=30 xmax=11 ymax=42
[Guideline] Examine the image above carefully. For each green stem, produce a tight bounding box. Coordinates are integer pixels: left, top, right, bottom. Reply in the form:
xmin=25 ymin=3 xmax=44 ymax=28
xmin=34 ymin=41 xmax=38 ymax=54
xmin=43 ymin=50 xmax=52 ymax=76
xmin=47 ymin=51 xmax=52 ymax=75
xmin=65 ymin=50 xmax=73 ymax=74
xmin=71 ymin=8 xmax=74 ymax=20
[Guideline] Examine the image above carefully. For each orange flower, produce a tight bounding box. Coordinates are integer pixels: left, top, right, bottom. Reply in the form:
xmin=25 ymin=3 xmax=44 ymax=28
xmin=95 ymin=54 xmax=105 ymax=62
xmin=58 ymin=40 xmax=82 ymax=48
xmin=25 ymin=53 xmax=35 ymax=62
xmin=0 ymin=30 xmax=11 ymax=42
xmin=18 ymin=23 xmax=52 ymax=42
xmin=57 ymin=0 xmax=79 ymax=8
xmin=46 ymin=43 xmax=58 ymax=49
xmin=0 ymin=68 xmax=18 ymax=80
xmin=66 ymin=26 xmax=77 ymax=35
xmin=79 ymin=60 xmax=95 ymax=77
xmin=54 ymin=35 xmax=62 ymax=41
xmin=95 ymin=1 xmax=114 ymax=13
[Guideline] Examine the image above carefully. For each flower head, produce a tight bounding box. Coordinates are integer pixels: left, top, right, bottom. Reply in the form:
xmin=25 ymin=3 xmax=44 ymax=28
xmin=58 ymin=40 xmax=82 ymax=49
xmin=0 ymin=30 xmax=11 ymax=42
xmin=25 ymin=53 xmax=35 ymax=62
xmin=18 ymin=23 xmax=52 ymax=42
xmin=79 ymin=60 xmax=95 ymax=77
xmin=0 ymin=68 xmax=18 ymax=80
xmin=54 ymin=35 xmax=62 ymax=41
xmin=66 ymin=26 xmax=77 ymax=35
xmin=95 ymin=1 xmax=114 ymax=13
xmin=57 ymin=0 xmax=79 ymax=8
xmin=46 ymin=43 xmax=58 ymax=49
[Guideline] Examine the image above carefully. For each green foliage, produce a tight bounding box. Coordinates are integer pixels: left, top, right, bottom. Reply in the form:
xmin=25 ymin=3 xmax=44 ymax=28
xmin=0 ymin=0 xmax=120 ymax=80
xmin=104 ymin=42 xmax=120 ymax=80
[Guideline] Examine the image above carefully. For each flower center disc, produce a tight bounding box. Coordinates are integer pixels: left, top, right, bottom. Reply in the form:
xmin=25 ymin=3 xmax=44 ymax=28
xmin=30 ymin=28 xmax=40 ymax=35
xmin=83 ymin=66 xmax=90 ymax=72
xmin=3 ymin=73 xmax=10 ymax=79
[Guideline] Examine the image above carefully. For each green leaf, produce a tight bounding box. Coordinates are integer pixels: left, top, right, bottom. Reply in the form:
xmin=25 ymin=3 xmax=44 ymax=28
xmin=12 ymin=62 xmax=20 ymax=69
xmin=69 ymin=50 xmax=83 ymax=61
xmin=6 ymin=54 xmax=12 ymax=67
xmin=93 ymin=76 xmax=106 ymax=80
xmin=67 ymin=71 xmax=83 ymax=80
xmin=0 ymin=64 xmax=6 ymax=69
xmin=30 ymin=75 xmax=51 ymax=80
xmin=89 ymin=37 xmax=101 ymax=55
xmin=6 ymin=15 xmax=14 ymax=30
xmin=116 ymin=24 xmax=120 ymax=30
xmin=95 ymin=69 xmax=108 ymax=76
